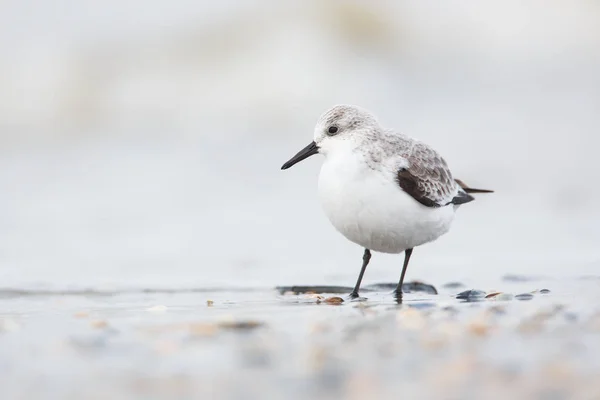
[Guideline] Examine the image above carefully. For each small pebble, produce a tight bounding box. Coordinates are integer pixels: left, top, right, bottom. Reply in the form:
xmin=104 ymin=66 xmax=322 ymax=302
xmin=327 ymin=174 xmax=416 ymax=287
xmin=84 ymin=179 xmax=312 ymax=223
xmin=485 ymin=292 xmax=502 ymax=299
xmin=456 ymin=290 xmax=486 ymax=302
xmin=323 ymin=297 xmax=344 ymax=305
xmin=540 ymin=289 xmax=551 ymax=294
xmin=515 ymin=293 xmax=534 ymax=301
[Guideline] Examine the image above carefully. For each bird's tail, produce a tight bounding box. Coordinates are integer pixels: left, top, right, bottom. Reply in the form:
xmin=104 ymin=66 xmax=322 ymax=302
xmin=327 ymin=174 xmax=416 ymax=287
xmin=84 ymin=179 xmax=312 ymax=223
xmin=455 ymin=179 xmax=494 ymax=194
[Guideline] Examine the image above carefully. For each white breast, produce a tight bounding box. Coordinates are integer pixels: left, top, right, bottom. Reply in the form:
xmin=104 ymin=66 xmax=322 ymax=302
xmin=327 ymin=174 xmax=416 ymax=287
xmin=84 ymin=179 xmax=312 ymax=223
xmin=317 ymin=151 xmax=456 ymax=254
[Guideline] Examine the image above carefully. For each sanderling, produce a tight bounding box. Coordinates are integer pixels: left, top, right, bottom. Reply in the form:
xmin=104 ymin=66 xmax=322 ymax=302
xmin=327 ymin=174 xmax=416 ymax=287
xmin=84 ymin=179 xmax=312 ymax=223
xmin=281 ymin=105 xmax=492 ymax=301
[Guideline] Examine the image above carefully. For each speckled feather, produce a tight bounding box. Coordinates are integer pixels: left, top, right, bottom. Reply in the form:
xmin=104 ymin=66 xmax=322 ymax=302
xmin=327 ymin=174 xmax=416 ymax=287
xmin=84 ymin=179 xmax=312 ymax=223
xmin=359 ymin=131 xmax=462 ymax=207
xmin=397 ymin=141 xmax=460 ymax=207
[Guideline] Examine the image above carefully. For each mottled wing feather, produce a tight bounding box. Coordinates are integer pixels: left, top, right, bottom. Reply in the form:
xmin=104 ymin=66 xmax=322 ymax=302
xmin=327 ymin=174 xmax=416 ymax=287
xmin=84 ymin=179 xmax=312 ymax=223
xmin=396 ymin=143 xmax=458 ymax=207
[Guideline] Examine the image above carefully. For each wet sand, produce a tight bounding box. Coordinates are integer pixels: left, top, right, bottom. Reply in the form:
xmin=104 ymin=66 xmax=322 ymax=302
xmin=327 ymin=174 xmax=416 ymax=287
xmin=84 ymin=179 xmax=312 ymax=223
xmin=2 ymin=277 xmax=600 ymax=400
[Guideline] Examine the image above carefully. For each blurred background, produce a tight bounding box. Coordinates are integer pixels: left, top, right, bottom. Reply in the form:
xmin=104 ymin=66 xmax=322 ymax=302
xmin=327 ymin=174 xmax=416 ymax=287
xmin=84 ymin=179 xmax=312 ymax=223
xmin=1 ymin=0 xmax=599 ymax=290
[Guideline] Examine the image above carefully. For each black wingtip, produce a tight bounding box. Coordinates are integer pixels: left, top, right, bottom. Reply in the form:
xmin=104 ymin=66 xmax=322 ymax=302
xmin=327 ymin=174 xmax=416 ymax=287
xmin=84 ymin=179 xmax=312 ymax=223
xmin=450 ymin=191 xmax=475 ymax=205
xmin=463 ymin=188 xmax=494 ymax=194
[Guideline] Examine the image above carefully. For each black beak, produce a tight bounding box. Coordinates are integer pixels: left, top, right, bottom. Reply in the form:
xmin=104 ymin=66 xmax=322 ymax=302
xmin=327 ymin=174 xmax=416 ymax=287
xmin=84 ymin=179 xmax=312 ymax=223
xmin=281 ymin=141 xmax=319 ymax=170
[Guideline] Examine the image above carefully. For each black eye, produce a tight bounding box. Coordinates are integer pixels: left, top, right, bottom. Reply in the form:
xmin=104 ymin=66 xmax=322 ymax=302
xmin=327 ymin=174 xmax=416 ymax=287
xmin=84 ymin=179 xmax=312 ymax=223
xmin=328 ymin=126 xmax=339 ymax=135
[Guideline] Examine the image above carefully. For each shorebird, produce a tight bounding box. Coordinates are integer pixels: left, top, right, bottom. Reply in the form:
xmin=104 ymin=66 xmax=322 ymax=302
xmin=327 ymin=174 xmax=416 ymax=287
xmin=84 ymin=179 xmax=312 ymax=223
xmin=281 ymin=105 xmax=492 ymax=301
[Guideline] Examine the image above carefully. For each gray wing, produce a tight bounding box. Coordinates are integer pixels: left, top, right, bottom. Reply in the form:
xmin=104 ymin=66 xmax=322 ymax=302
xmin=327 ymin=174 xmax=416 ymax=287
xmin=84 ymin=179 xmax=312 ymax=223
xmin=396 ymin=142 xmax=472 ymax=207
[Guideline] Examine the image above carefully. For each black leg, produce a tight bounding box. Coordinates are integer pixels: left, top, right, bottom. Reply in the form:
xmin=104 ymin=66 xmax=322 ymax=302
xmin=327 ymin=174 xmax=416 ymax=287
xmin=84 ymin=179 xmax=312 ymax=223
xmin=349 ymin=249 xmax=371 ymax=298
xmin=394 ymin=248 xmax=413 ymax=301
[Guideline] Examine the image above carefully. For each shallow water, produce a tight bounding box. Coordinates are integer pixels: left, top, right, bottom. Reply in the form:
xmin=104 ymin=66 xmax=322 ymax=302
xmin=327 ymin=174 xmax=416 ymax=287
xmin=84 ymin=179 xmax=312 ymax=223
xmin=2 ymin=277 xmax=600 ymax=400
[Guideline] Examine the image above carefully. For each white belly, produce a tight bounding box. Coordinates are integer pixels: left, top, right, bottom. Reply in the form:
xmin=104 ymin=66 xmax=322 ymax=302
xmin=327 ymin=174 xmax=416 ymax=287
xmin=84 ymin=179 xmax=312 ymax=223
xmin=318 ymin=155 xmax=456 ymax=254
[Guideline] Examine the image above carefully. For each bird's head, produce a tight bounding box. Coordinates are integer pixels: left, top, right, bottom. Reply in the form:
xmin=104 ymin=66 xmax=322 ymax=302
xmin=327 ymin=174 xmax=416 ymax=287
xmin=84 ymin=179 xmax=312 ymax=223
xmin=281 ymin=105 xmax=379 ymax=170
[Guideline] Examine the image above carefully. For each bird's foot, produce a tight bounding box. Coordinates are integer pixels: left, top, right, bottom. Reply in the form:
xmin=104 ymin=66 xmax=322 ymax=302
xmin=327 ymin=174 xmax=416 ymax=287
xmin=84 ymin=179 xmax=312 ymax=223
xmin=393 ymin=290 xmax=404 ymax=304
xmin=348 ymin=292 xmax=367 ymax=302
